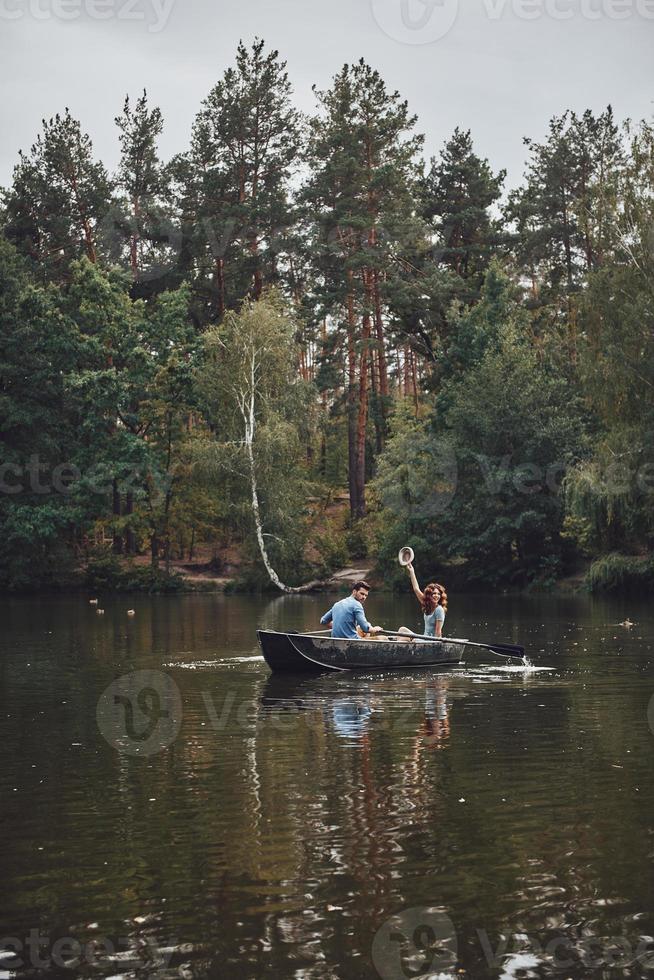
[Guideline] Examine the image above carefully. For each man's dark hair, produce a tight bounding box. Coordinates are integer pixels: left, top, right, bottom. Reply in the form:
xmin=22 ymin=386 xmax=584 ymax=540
xmin=353 ymin=581 xmax=371 ymax=592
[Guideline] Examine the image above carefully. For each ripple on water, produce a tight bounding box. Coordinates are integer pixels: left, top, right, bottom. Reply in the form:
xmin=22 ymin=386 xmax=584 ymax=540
xmin=2 ymin=592 xmax=654 ymax=980
xmin=163 ymin=656 xmax=266 ymax=668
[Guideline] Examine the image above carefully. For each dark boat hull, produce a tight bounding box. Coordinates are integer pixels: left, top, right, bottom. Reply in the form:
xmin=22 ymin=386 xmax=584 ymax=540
xmin=257 ymin=630 xmax=465 ymax=673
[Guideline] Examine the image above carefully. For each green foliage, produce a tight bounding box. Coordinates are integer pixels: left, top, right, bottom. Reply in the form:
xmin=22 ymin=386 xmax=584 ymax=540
xmin=113 ymin=90 xmax=175 ymax=289
xmin=506 ymin=107 xmax=622 ymax=303
xmin=587 ymin=553 xmax=654 ymax=595
xmin=0 ymin=54 xmax=652 ymax=593
xmin=314 ymin=524 xmax=350 ymax=574
xmin=422 ymin=128 xmax=506 ymax=297
xmin=373 ymin=268 xmax=588 ymax=587
xmin=84 ymin=555 xmax=186 ymax=593
xmin=196 ymin=293 xmax=314 ymax=586
xmin=0 ymin=499 xmax=80 ymax=592
xmin=174 ymin=38 xmax=302 ymax=317
xmin=438 ymin=318 xmax=586 ymax=584
xmin=567 ymin=122 xmax=654 ymax=557
xmin=3 ymin=109 xmax=113 ymax=279
xmin=372 ymin=403 xmax=456 ymax=538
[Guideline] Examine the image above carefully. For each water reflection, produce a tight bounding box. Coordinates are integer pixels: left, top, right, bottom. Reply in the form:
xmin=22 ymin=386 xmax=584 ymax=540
xmin=1 ymin=593 xmax=653 ymax=979
xmin=260 ymin=672 xmax=454 ymax=747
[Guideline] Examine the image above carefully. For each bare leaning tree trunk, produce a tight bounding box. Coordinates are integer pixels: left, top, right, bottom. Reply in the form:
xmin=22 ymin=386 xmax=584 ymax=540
xmin=237 ymin=357 xmax=320 ymax=594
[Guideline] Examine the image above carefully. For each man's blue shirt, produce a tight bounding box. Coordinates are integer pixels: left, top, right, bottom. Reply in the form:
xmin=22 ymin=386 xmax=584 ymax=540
xmin=320 ymin=596 xmax=372 ymax=639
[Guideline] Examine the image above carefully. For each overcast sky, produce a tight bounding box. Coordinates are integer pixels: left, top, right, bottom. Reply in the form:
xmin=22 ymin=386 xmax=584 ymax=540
xmin=1 ymin=0 xmax=652 ymax=192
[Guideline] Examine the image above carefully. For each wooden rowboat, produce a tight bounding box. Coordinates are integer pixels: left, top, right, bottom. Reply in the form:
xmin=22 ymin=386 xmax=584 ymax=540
xmin=257 ymin=630 xmax=467 ymax=674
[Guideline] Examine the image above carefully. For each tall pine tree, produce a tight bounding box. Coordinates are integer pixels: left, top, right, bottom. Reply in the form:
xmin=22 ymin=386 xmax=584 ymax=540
xmin=174 ymin=38 xmax=302 ymax=322
xmin=3 ymin=109 xmax=113 ymax=281
xmin=304 ymin=59 xmax=423 ymax=517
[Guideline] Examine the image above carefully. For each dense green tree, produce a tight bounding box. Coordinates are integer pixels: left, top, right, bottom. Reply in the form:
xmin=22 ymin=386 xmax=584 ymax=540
xmin=304 ymin=59 xmax=424 ymax=516
xmin=0 ymin=61 xmax=651 ymax=595
xmin=174 ymin=38 xmax=302 ymax=322
xmin=58 ymin=260 xmax=202 ymax=567
xmin=3 ymin=109 xmax=114 ymax=280
xmin=113 ymin=91 xmax=177 ymax=294
xmin=0 ymin=239 xmax=83 ymax=587
xmin=438 ymin=320 xmax=586 ymax=584
xmin=422 ymin=128 xmax=506 ymax=295
xmin=507 ymin=108 xmax=622 ymax=308
xmin=374 ymin=268 xmax=587 ymax=585
xmin=565 ymin=119 xmax=654 ymax=557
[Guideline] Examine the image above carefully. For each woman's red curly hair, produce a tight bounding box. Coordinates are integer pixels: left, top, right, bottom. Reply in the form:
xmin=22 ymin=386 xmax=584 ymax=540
xmin=422 ymin=583 xmax=448 ymax=615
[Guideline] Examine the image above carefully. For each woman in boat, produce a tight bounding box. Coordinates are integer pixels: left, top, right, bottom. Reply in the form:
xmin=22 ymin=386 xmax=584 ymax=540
xmin=403 ymin=561 xmax=448 ymax=637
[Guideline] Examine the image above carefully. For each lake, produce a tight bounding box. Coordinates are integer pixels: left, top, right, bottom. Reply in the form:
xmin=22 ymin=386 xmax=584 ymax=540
xmin=1 ymin=592 xmax=653 ymax=979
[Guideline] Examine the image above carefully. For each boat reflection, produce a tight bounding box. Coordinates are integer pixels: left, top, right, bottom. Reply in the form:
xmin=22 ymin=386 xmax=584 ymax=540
xmin=259 ymin=670 xmax=454 ymax=746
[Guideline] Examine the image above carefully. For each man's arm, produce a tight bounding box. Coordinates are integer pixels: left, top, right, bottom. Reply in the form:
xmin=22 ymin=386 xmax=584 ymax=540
xmin=320 ymin=607 xmax=334 ymax=626
xmin=353 ymin=602 xmax=373 ymax=635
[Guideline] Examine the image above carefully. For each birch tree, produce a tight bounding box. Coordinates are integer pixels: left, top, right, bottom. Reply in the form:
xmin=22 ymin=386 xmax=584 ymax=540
xmin=197 ymin=294 xmax=314 ymax=592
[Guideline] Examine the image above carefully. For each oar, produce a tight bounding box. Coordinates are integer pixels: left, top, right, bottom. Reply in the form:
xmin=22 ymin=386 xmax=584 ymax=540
xmin=379 ymin=629 xmax=525 ymax=660
xmin=288 ymin=629 xmax=333 ymax=636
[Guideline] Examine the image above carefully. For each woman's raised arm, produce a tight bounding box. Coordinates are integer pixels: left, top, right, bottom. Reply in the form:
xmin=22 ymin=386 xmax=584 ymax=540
xmin=406 ymin=563 xmax=424 ymax=603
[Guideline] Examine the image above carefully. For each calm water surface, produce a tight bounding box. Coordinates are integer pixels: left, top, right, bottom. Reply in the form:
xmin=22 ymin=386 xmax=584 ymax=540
xmin=1 ymin=592 xmax=654 ymax=979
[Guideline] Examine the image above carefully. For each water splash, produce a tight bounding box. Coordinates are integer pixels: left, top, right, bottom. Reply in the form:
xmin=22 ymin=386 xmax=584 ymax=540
xmin=164 ymin=656 xmax=265 ymax=669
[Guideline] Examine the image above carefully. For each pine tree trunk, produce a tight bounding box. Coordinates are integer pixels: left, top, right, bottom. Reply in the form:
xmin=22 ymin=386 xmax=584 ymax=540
xmin=404 ymin=345 xmax=411 ymax=397
xmin=214 ymin=256 xmax=226 ymax=318
xmin=370 ymin=346 xmax=383 ymax=456
xmin=410 ymin=349 xmax=419 ymax=414
xmin=346 ymin=277 xmax=358 ymax=521
xmin=372 ymin=270 xmax=389 ymax=449
xmin=125 ymin=492 xmax=136 ymax=555
xmin=112 ymin=480 xmax=123 ymax=555
xmin=252 ymin=250 xmax=263 ymax=298
xmin=396 ymin=349 xmax=404 ymax=397
xmin=320 ymin=320 xmax=328 ymax=478
xmin=151 ymin=534 xmax=159 ymax=569
xmin=130 ymin=195 xmax=140 ymax=279
xmin=354 ymin=312 xmax=371 ymax=520
xmin=561 ymin=184 xmax=574 ymax=291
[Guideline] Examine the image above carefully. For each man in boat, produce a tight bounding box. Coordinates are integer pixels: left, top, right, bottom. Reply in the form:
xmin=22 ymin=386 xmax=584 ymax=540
xmin=320 ymin=581 xmax=385 ymax=639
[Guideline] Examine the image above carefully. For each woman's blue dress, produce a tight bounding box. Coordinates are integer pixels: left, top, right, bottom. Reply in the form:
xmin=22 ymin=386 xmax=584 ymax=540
xmin=424 ymin=606 xmax=446 ymax=636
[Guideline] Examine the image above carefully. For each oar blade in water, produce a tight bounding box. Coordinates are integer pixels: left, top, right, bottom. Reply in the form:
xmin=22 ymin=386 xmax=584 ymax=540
xmin=486 ymin=642 xmax=525 ymax=658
